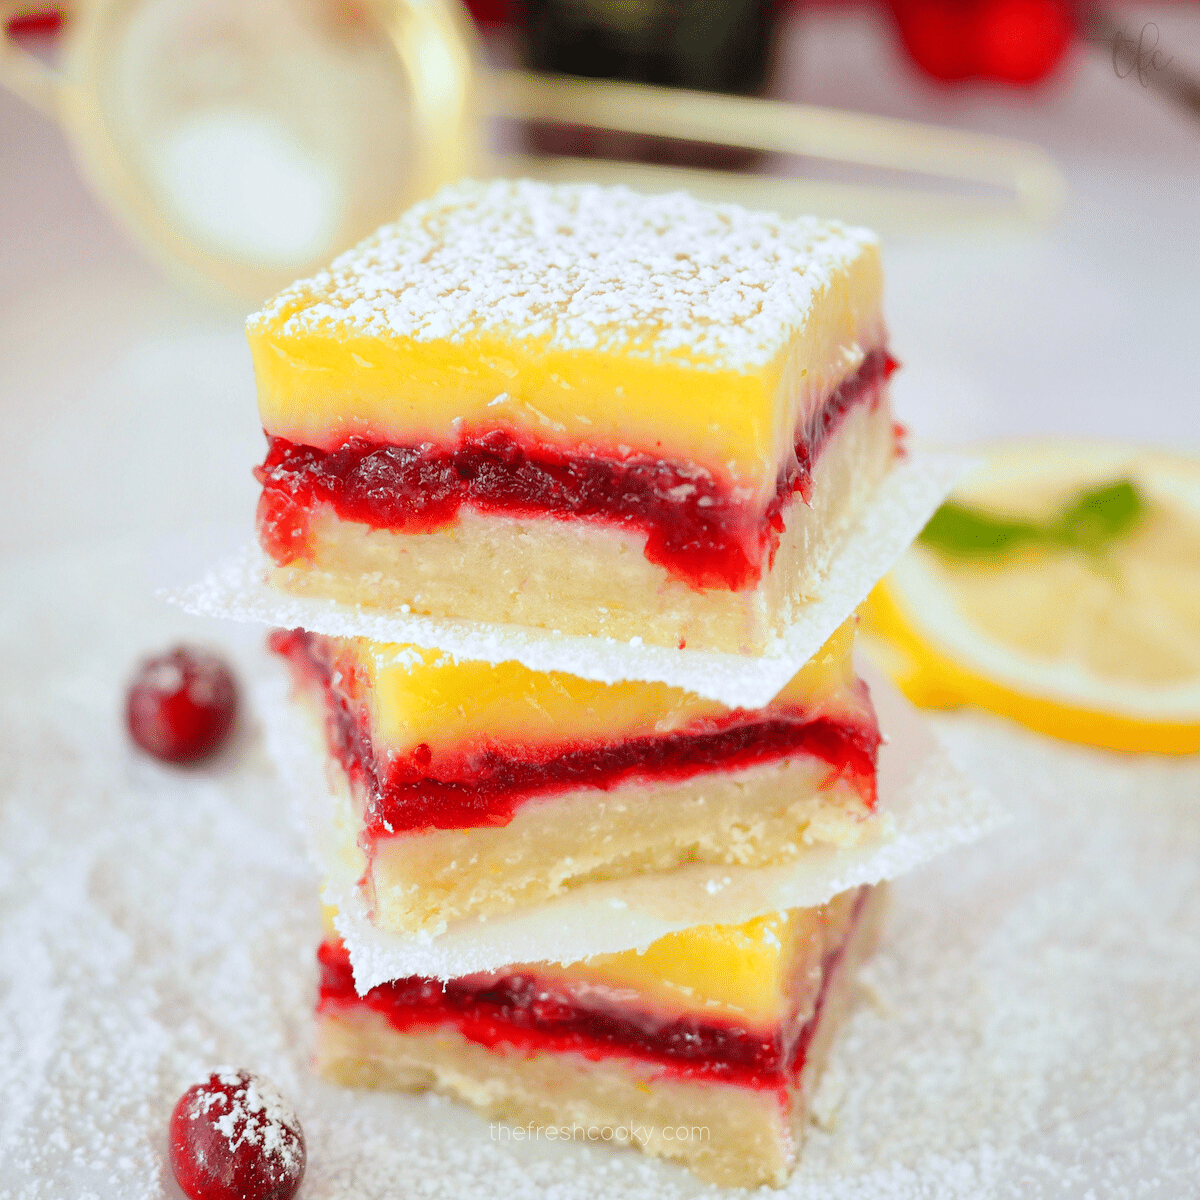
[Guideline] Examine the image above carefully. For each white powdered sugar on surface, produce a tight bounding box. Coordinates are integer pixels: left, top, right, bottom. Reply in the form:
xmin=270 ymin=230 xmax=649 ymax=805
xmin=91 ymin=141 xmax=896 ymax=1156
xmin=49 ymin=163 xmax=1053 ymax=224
xmin=247 ymin=179 xmax=877 ymax=372
xmin=4 ymin=540 xmax=1200 ymax=1198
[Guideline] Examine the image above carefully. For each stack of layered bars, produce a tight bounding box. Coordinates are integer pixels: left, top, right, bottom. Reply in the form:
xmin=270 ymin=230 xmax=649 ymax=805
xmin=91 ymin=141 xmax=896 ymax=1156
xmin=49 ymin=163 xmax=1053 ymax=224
xmin=233 ymin=180 xmax=977 ymax=1188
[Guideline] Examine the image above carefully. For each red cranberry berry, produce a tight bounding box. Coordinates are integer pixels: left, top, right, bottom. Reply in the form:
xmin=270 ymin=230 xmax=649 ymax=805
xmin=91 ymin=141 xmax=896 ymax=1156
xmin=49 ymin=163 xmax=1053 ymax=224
xmin=975 ymin=0 xmax=1073 ymax=83
xmin=169 ymin=1068 xmax=306 ymax=1200
xmin=893 ymin=0 xmax=977 ymax=81
xmin=126 ymin=646 xmax=238 ymax=764
xmin=889 ymin=0 xmax=1071 ymax=83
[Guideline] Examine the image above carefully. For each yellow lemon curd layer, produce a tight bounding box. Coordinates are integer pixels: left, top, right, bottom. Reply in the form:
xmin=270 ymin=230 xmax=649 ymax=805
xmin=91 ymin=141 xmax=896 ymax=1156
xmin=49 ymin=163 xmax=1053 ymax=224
xmin=352 ymin=616 xmax=864 ymax=756
xmin=323 ymin=893 xmax=858 ymax=1026
xmin=545 ymin=905 xmax=830 ymax=1025
xmin=248 ymin=180 xmax=884 ymax=493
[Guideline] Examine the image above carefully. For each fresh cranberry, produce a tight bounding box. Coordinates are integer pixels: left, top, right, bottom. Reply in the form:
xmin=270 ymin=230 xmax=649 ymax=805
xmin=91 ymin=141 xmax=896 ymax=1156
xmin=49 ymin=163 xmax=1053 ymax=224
xmin=975 ymin=0 xmax=1073 ymax=83
xmin=126 ymin=646 xmax=238 ymax=763
xmin=6 ymin=12 xmax=64 ymax=36
xmin=889 ymin=0 xmax=1072 ymax=83
xmin=893 ymin=0 xmax=977 ymax=81
xmin=168 ymin=1069 xmax=305 ymax=1200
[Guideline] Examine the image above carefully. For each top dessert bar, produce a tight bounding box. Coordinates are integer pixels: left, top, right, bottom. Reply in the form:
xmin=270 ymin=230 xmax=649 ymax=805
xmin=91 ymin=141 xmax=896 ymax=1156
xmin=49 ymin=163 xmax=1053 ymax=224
xmin=248 ymin=180 xmax=897 ymax=653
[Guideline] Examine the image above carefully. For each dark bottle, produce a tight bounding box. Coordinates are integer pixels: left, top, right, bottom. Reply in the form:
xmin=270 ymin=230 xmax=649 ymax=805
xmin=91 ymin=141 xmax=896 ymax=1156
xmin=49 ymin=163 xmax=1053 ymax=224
xmin=519 ymin=0 xmax=782 ymax=168
xmin=523 ymin=0 xmax=779 ymax=94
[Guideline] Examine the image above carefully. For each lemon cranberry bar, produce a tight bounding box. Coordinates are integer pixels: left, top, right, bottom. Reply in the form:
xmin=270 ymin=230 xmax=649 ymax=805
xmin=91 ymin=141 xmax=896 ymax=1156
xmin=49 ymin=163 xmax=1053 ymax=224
xmin=272 ymin=618 xmax=880 ymax=937
xmin=248 ymin=180 xmax=897 ymax=653
xmin=317 ymin=886 xmax=882 ymax=1188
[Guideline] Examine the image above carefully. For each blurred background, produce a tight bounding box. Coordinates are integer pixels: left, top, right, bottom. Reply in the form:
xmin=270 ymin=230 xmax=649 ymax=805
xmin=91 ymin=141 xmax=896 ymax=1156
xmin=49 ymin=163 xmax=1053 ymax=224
xmin=5 ymin=14 xmax=1199 ymax=1198
xmin=1 ymin=0 xmax=1197 ymax=563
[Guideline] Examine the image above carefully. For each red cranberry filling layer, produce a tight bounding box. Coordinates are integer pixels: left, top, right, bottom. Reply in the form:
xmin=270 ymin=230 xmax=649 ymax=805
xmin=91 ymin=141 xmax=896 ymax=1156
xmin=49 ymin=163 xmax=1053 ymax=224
xmin=272 ymin=630 xmax=880 ymax=836
xmin=317 ymin=890 xmax=868 ymax=1092
xmin=256 ymin=348 xmax=897 ymax=591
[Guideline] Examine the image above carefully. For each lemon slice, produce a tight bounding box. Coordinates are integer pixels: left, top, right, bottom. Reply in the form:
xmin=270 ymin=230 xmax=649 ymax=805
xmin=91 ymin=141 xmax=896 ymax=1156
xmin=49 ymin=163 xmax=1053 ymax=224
xmin=861 ymin=442 xmax=1200 ymax=753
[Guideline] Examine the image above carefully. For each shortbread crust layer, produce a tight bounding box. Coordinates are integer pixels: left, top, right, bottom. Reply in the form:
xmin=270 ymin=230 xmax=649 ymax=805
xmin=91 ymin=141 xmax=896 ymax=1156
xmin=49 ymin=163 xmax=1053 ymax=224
xmin=308 ymin=708 xmax=878 ymax=936
xmin=316 ymin=886 xmax=883 ymax=1188
xmin=359 ymin=757 xmax=875 ymax=935
xmin=263 ymin=392 xmax=896 ymax=653
xmin=274 ymin=618 xmax=880 ymax=935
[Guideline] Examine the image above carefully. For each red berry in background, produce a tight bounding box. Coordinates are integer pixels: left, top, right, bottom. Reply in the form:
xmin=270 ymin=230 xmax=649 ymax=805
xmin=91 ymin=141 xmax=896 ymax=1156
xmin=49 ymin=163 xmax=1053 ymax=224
xmin=5 ymin=11 xmax=64 ymax=36
xmin=126 ymin=646 xmax=238 ymax=763
xmin=169 ymin=1069 xmax=305 ymax=1200
xmin=893 ymin=0 xmax=977 ymax=81
xmin=888 ymin=0 xmax=1073 ymax=84
xmin=975 ymin=0 xmax=1073 ymax=83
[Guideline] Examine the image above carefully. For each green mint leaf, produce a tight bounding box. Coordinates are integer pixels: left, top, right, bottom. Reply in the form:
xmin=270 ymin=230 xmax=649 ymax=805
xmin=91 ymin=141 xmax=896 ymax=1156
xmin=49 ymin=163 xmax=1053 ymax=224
xmin=919 ymin=477 xmax=1146 ymax=559
xmin=1051 ymin=479 xmax=1146 ymax=552
xmin=918 ymin=503 xmax=1044 ymax=557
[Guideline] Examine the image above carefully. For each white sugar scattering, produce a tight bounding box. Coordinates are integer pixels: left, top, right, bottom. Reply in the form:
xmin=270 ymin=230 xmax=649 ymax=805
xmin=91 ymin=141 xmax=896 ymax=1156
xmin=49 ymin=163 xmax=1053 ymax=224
xmin=267 ymin=663 xmax=1005 ymax=985
xmin=0 ymin=546 xmax=317 ymax=1200
xmin=5 ymin=542 xmax=1200 ymax=1199
xmin=168 ymin=451 xmax=970 ymax=709
xmin=247 ymin=179 xmax=878 ymax=372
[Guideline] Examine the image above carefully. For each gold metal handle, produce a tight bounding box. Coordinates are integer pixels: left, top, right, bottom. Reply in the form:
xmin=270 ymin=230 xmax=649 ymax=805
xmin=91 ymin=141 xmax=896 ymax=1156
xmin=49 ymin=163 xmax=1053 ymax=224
xmin=0 ymin=2 xmax=67 ymax=118
xmin=488 ymin=69 xmax=1065 ymax=233
xmin=376 ymin=0 xmax=481 ymax=204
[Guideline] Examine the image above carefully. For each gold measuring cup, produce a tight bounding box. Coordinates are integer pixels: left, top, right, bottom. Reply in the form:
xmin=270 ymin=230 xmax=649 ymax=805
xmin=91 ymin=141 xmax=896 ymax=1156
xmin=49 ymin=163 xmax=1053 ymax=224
xmin=1 ymin=0 xmax=1063 ymax=304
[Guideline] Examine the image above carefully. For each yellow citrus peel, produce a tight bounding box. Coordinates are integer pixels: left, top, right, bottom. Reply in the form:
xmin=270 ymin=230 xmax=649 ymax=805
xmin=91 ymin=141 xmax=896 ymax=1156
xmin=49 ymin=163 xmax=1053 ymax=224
xmin=860 ymin=442 xmax=1200 ymax=755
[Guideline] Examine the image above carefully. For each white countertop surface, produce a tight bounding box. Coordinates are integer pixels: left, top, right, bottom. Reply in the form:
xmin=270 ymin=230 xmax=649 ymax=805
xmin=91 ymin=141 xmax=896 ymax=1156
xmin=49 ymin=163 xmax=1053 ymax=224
xmin=2 ymin=7 xmax=1199 ymax=1199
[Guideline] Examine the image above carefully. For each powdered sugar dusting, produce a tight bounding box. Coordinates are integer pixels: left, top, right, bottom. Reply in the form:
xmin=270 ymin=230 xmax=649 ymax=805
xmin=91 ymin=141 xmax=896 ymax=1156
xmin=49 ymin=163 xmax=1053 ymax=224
xmin=5 ymin=541 xmax=1200 ymax=1198
xmin=184 ymin=1067 xmax=303 ymax=1172
xmin=247 ymin=179 xmax=878 ymax=372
